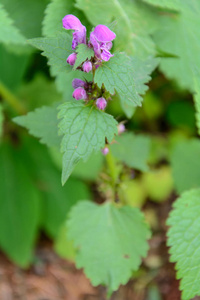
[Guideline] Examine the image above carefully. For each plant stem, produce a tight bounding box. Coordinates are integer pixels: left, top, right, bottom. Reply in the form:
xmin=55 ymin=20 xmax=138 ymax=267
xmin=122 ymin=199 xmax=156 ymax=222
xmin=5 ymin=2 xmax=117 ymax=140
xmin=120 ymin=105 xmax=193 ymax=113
xmin=0 ymin=81 xmax=26 ymax=115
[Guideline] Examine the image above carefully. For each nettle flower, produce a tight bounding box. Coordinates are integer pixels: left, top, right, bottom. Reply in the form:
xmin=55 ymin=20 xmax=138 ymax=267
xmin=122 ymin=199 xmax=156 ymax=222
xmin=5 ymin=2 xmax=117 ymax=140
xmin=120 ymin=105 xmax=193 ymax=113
xmin=62 ymin=14 xmax=86 ymax=49
xmin=90 ymin=25 xmax=116 ymax=62
xmin=63 ymin=14 xmax=116 ymax=110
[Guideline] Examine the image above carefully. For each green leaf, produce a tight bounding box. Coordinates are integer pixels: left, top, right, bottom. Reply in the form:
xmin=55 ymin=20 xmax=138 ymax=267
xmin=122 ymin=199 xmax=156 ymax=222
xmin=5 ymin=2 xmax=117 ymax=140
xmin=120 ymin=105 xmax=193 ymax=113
xmin=0 ymin=4 xmax=26 ymax=46
xmin=28 ymin=32 xmax=72 ymax=76
xmin=110 ymin=132 xmax=151 ymax=172
xmin=95 ymin=53 xmax=158 ymax=114
xmin=153 ymin=2 xmax=200 ymax=90
xmin=73 ymin=43 xmax=94 ymax=69
xmin=13 ymin=106 xmax=61 ymax=148
xmin=193 ymin=70 xmax=200 ymax=135
xmin=170 ymin=139 xmax=200 ymax=194
xmin=0 ymin=144 xmax=41 ymax=267
xmin=76 ymin=0 xmax=158 ymax=58
xmin=167 ymin=188 xmax=200 ymax=300
xmin=0 ymin=104 xmax=4 ymax=140
xmin=142 ymin=0 xmax=180 ymax=10
xmin=68 ymin=201 xmax=151 ymax=292
xmin=58 ymin=101 xmax=118 ymax=184
xmin=1 ymin=0 xmax=48 ymax=39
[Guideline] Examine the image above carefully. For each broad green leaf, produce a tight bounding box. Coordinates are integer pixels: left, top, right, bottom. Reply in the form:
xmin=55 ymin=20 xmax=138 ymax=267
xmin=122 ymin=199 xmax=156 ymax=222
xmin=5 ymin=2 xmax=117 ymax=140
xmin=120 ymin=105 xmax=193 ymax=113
xmin=170 ymin=139 xmax=200 ymax=194
xmin=0 ymin=104 xmax=4 ymax=139
xmin=142 ymin=0 xmax=180 ymax=10
xmin=110 ymin=132 xmax=151 ymax=172
xmin=73 ymin=44 xmax=94 ymax=69
xmin=1 ymin=0 xmax=48 ymax=39
xmin=95 ymin=53 xmax=158 ymax=114
xmin=68 ymin=201 xmax=151 ymax=292
xmin=194 ymin=71 xmax=200 ymax=135
xmin=76 ymin=0 xmax=158 ymax=58
xmin=0 ymin=144 xmax=41 ymax=267
xmin=13 ymin=106 xmax=61 ymax=148
xmin=167 ymin=189 xmax=200 ymax=300
xmin=0 ymin=4 xmax=26 ymax=46
xmin=58 ymin=101 xmax=118 ymax=184
xmin=17 ymin=74 xmax=62 ymax=110
xmin=153 ymin=2 xmax=200 ymax=90
xmin=42 ymin=0 xmax=91 ymax=37
xmin=28 ymin=32 xmax=72 ymax=76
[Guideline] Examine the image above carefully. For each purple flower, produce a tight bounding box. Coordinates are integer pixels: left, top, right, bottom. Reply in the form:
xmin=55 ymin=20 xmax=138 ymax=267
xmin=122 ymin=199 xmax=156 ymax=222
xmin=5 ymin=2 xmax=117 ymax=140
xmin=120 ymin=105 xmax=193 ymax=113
xmin=72 ymin=78 xmax=87 ymax=89
xmin=82 ymin=61 xmax=92 ymax=73
xmin=62 ymin=14 xmax=86 ymax=49
xmin=90 ymin=25 xmax=116 ymax=61
xmin=96 ymin=97 xmax=107 ymax=110
xmin=101 ymin=147 xmax=109 ymax=155
xmin=73 ymin=87 xmax=87 ymax=100
xmin=66 ymin=53 xmax=77 ymax=66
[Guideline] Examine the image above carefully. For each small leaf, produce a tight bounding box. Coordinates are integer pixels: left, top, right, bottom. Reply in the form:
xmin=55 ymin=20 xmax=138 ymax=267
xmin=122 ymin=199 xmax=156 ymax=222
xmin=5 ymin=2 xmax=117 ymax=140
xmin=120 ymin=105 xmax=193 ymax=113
xmin=170 ymin=139 xmax=200 ymax=194
xmin=0 ymin=104 xmax=4 ymax=140
xmin=110 ymin=132 xmax=151 ymax=171
xmin=68 ymin=201 xmax=151 ymax=292
xmin=73 ymin=43 xmax=94 ymax=69
xmin=58 ymin=101 xmax=118 ymax=184
xmin=95 ymin=53 xmax=158 ymax=115
xmin=13 ymin=105 xmax=61 ymax=148
xmin=167 ymin=188 xmax=200 ymax=300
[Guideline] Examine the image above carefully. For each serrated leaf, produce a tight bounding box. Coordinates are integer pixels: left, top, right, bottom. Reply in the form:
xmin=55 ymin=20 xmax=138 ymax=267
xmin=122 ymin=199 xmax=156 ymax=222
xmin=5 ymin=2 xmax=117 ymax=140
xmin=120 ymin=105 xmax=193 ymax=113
xmin=0 ymin=144 xmax=41 ymax=267
xmin=58 ymin=101 xmax=118 ymax=185
xmin=170 ymin=139 xmax=200 ymax=194
xmin=13 ymin=106 xmax=61 ymax=148
xmin=193 ymin=70 xmax=200 ymax=135
xmin=67 ymin=201 xmax=150 ymax=292
xmin=0 ymin=4 xmax=26 ymax=46
xmin=167 ymin=189 xmax=200 ymax=300
xmin=110 ymin=132 xmax=151 ymax=172
xmin=76 ymin=0 xmax=158 ymax=58
xmin=95 ymin=53 xmax=158 ymax=113
xmin=28 ymin=32 xmax=72 ymax=76
xmin=153 ymin=2 xmax=200 ymax=91
xmin=73 ymin=44 xmax=94 ymax=69
xmin=1 ymin=0 xmax=48 ymax=39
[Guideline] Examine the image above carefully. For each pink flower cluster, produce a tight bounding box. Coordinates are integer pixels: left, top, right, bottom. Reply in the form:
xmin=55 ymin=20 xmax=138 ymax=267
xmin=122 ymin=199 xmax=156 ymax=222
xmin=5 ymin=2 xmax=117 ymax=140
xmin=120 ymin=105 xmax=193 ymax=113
xmin=62 ymin=14 xmax=116 ymax=111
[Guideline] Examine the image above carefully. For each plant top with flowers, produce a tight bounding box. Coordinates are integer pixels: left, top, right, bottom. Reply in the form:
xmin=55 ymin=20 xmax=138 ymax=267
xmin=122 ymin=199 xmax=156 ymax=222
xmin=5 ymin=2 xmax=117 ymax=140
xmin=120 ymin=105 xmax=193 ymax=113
xmin=13 ymin=13 xmax=158 ymax=294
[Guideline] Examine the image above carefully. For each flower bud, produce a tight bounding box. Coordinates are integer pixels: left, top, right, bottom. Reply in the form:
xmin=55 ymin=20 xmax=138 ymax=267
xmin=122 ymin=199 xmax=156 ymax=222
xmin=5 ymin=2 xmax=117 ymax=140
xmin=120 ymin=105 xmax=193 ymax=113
xmin=72 ymin=87 xmax=87 ymax=100
xmin=82 ymin=61 xmax=92 ymax=73
xmin=118 ymin=123 xmax=125 ymax=134
xmin=101 ymin=147 xmax=109 ymax=155
xmin=72 ymin=78 xmax=87 ymax=89
xmin=96 ymin=97 xmax=107 ymax=110
xmin=66 ymin=53 xmax=77 ymax=66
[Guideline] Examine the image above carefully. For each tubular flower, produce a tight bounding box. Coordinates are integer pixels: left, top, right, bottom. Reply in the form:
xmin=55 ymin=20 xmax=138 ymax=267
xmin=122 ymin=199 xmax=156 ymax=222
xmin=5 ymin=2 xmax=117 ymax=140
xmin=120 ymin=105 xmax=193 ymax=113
xmin=82 ymin=61 xmax=93 ymax=73
xmin=62 ymin=14 xmax=86 ymax=49
xmin=101 ymin=147 xmax=109 ymax=155
xmin=90 ymin=25 xmax=116 ymax=62
xmin=72 ymin=87 xmax=87 ymax=100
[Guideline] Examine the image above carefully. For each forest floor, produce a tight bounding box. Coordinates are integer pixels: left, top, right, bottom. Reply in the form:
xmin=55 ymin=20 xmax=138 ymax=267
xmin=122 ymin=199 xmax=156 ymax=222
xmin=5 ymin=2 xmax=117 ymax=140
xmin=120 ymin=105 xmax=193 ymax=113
xmin=0 ymin=197 xmax=198 ymax=300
